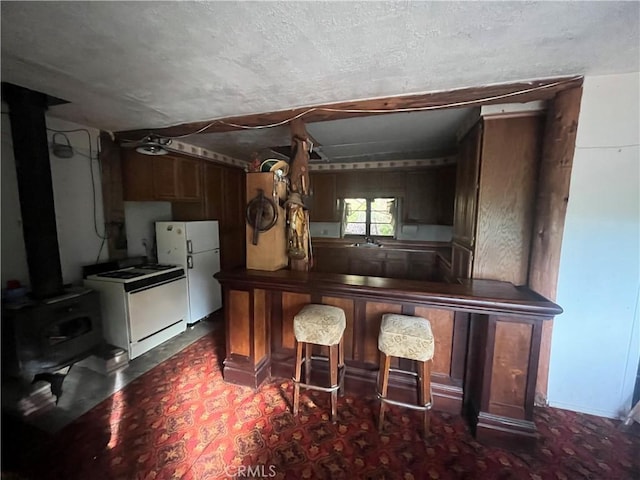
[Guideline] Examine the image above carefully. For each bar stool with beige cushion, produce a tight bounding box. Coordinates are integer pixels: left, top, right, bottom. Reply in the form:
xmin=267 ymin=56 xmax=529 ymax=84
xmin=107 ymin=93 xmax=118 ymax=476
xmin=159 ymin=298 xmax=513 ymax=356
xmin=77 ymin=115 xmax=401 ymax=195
xmin=292 ymin=304 xmax=346 ymax=421
xmin=377 ymin=313 xmax=435 ymax=436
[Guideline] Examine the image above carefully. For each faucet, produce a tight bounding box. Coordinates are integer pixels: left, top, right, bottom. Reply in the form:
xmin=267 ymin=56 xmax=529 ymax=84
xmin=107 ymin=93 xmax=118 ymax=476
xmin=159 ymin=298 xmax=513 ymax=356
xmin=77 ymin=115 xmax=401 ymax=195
xmin=364 ymin=236 xmax=376 ymax=245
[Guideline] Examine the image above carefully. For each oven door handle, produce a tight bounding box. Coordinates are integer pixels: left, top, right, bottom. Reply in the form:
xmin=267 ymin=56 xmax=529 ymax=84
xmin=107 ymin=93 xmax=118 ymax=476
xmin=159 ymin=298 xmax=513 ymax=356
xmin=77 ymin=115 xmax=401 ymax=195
xmin=187 ymin=255 xmax=193 ymax=269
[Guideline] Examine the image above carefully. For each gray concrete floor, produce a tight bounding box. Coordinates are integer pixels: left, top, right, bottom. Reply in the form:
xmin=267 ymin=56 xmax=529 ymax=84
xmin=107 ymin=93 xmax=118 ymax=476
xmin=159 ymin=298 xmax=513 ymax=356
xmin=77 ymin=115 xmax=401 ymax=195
xmin=2 ymin=317 xmax=220 ymax=434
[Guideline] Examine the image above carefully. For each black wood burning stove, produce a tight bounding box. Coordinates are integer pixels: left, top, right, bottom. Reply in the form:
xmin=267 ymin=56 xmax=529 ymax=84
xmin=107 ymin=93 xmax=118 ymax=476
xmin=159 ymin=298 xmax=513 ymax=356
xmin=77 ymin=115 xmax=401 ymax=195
xmin=1 ymin=83 xmax=104 ymax=403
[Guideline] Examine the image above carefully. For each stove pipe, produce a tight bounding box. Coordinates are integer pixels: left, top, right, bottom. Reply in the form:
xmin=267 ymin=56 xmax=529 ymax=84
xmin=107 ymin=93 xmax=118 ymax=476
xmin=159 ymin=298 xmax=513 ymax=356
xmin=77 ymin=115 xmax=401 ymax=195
xmin=3 ymin=83 xmax=65 ymax=300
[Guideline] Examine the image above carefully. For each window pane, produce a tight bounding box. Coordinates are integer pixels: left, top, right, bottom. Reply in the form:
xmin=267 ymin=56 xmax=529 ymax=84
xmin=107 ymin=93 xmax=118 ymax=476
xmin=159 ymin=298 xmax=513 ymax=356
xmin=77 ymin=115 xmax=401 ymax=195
xmin=342 ymin=197 xmax=396 ymax=238
xmin=348 ymin=211 xmax=367 ymax=223
xmin=371 ymin=211 xmax=392 ymax=223
xmin=343 ymin=198 xmax=367 ymax=236
xmin=371 ymin=198 xmax=395 ymax=210
xmin=371 ymin=224 xmax=394 ymax=236
xmin=345 ymin=223 xmax=366 ymax=235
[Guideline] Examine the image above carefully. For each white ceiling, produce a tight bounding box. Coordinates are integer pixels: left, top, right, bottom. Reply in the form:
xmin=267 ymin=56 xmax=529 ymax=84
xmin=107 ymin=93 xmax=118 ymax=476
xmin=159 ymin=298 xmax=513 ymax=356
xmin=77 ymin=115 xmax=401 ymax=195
xmin=2 ymin=1 xmax=638 ymax=162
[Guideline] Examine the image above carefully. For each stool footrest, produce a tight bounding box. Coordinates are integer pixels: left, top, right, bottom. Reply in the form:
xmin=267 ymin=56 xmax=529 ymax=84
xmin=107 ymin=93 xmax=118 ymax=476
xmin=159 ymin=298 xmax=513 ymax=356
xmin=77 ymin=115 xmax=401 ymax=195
xmin=293 ymin=364 xmax=345 ymax=394
xmin=377 ymin=393 xmax=432 ymax=412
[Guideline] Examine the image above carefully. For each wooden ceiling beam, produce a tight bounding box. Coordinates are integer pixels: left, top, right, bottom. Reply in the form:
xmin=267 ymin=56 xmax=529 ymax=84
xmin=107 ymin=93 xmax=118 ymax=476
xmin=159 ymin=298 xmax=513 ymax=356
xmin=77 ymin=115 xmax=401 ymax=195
xmin=114 ymin=76 xmax=583 ymax=141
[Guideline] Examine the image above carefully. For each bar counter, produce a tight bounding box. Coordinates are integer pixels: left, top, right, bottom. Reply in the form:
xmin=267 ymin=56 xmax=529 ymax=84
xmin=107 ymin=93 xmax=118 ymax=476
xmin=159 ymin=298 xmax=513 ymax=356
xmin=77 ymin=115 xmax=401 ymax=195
xmin=215 ymin=268 xmax=562 ymax=448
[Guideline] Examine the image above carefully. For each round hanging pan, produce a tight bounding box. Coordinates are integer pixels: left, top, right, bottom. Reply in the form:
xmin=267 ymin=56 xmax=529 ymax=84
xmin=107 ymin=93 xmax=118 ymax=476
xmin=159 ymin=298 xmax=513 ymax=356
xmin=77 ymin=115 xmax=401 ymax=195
xmin=246 ymin=190 xmax=278 ymax=245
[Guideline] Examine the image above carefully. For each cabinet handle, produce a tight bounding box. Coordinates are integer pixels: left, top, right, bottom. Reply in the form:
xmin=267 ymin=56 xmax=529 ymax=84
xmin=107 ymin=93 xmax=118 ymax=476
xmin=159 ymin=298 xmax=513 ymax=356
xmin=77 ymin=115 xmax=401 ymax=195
xmin=187 ymin=240 xmax=193 ymax=253
xmin=187 ymin=256 xmax=193 ymax=269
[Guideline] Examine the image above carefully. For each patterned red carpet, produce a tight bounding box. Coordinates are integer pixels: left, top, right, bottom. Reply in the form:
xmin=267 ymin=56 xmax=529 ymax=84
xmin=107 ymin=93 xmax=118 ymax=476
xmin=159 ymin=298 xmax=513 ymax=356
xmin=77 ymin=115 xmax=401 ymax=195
xmin=3 ymin=327 xmax=639 ymax=479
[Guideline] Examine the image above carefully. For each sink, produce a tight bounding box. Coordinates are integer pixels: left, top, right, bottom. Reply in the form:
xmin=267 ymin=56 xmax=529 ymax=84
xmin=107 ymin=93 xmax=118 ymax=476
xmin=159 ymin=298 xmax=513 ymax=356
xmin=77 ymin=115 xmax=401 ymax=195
xmin=350 ymin=242 xmax=383 ymax=248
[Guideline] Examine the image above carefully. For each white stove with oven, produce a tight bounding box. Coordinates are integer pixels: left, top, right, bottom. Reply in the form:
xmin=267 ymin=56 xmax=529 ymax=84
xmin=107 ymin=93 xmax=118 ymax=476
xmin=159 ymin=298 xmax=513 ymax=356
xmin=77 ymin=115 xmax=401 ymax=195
xmin=84 ymin=264 xmax=188 ymax=360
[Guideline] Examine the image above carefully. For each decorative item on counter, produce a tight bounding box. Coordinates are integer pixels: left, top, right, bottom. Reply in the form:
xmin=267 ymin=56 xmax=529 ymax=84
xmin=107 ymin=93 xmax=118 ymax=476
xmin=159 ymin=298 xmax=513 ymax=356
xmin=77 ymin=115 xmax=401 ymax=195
xmin=246 ymin=189 xmax=278 ymax=245
xmin=248 ymin=151 xmax=262 ymax=172
xmin=286 ymin=119 xmax=313 ymax=270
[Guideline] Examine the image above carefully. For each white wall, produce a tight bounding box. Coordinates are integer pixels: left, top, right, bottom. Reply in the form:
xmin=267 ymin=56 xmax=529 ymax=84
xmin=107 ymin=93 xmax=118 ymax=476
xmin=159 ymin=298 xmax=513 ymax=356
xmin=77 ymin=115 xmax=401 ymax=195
xmin=548 ymin=73 xmax=640 ymax=418
xmin=47 ymin=117 xmax=107 ymax=284
xmin=124 ymin=201 xmax=173 ymax=260
xmin=0 ymin=111 xmax=107 ymax=288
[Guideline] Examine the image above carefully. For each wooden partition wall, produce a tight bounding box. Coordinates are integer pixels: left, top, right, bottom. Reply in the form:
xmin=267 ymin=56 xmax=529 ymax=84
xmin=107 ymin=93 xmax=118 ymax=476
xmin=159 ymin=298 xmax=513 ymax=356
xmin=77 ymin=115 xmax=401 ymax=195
xmin=217 ymin=269 xmax=561 ymax=449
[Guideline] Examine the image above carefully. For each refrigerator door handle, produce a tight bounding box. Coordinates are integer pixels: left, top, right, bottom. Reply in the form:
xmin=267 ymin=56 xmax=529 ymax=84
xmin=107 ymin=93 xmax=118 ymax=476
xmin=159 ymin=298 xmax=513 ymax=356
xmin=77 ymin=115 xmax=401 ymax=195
xmin=187 ymin=255 xmax=193 ymax=269
xmin=186 ymin=240 xmax=193 ymax=254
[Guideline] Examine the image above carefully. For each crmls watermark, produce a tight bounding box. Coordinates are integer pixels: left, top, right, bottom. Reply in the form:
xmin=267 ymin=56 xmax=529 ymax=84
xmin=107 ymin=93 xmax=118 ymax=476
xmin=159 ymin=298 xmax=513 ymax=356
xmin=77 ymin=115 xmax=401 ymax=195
xmin=224 ymin=464 xmax=277 ymax=479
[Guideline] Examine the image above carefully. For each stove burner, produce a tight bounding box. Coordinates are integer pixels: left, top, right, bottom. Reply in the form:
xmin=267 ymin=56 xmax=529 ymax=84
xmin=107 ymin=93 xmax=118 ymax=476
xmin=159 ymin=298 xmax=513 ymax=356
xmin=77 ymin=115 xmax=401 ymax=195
xmin=98 ymin=271 xmax=146 ymax=279
xmin=138 ymin=264 xmax=176 ymax=271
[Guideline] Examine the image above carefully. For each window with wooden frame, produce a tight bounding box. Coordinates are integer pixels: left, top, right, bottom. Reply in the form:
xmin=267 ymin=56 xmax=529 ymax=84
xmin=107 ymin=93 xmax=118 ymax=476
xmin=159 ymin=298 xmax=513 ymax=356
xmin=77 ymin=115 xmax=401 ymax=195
xmin=341 ymin=198 xmax=397 ymax=238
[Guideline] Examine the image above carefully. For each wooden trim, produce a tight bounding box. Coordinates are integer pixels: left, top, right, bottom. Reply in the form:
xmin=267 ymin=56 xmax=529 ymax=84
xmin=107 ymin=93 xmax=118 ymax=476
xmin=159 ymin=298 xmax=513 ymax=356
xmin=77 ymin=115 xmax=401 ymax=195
xmin=528 ymin=86 xmax=583 ymax=402
xmin=216 ymin=270 xmax=563 ymax=318
xmin=115 ymin=76 xmax=583 ymax=140
xmin=526 ymin=320 xmax=544 ymax=421
xmin=271 ymin=290 xmax=283 ymax=352
xmin=354 ymin=299 xmax=366 ymax=362
xmin=480 ymin=316 xmax=498 ymax=410
xmin=451 ymin=312 xmax=470 ymax=381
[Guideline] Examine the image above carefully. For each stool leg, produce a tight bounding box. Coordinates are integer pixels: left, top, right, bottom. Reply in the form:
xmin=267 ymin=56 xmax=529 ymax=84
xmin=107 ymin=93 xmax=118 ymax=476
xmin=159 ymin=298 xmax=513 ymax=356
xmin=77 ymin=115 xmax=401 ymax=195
xmin=338 ymin=335 xmax=345 ymax=396
xmin=293 ymin=341 xmax=303 ymax=416
xmin=305 ymin=342 xmax=312 ymax=385
xmin=378 ymin=352 xmax=391 ymax=431
xmin=329 ymin=343 xmax=338 ymax=421
xmin=419 ymin=359 xmax=432 ymax=437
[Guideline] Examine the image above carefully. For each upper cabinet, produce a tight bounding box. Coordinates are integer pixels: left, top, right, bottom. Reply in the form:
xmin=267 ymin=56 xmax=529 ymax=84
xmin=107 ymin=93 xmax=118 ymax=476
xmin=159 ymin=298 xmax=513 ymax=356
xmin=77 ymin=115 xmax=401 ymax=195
xmin=404 ymin=165 xmax=456 ymax=225
xmin=452 ymin=123 xmax=482 ymax=246
xmin=451 ymin=114 xmax=545 ymax=284
xmin=309 ymin=173 xmax=339 ymax=222
xmin=122 ymin=151 xmax=201 ymax=202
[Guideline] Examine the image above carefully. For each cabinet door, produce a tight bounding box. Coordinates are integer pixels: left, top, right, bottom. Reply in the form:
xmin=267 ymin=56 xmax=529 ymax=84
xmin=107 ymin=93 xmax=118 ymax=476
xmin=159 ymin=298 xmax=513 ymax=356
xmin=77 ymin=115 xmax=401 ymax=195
xmin=404 ymin=170 xmax=433 ymax=223
xmin=153 ymin=156 xmax=178 ymax=200
xmin=122 ymin=150 xmax=155 ymax=200
xmin=453 ymin=123 xmax=482 ymax=246
xmin=203 ymin=162 xmax=224 ymax=220
xmin=220 ymin=167 xmax=246 ymax=270
xmin=451 ymin=242 xmax=473 ymax=280
xmin=309 ymin=173 xmax=338 ymax=222
xmin=176 ymin=157 xmax=202 ymax=201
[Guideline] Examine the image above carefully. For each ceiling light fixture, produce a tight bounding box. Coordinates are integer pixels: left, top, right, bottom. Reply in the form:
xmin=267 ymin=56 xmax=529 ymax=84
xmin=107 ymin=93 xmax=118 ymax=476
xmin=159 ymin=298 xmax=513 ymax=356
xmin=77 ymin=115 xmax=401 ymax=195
xmin=135 ymin=135 xmax=172 ymax=155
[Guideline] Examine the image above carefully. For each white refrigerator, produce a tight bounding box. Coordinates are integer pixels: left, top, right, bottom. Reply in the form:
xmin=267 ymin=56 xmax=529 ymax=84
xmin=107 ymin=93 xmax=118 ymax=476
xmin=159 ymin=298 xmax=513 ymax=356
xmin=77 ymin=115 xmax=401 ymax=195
xmin=155 ymin=221 xmax=222 ymax=324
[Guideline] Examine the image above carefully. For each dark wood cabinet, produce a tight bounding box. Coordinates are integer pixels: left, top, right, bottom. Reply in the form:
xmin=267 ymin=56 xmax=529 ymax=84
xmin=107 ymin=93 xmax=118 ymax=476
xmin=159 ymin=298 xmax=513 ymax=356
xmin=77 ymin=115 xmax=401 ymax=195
xmin=122 ymin=150 xmax=155 ymax=201
xmin=203 ymin=162 xmax=224 ymax=220
xmin=453 ymin=124 xmax=482 ymax=247
xmin=123 ymin=151 xmax=202 ymax=202
xmin=451 ymin=115 xmax=544 ymax=284
xmin=404 ymin=166 xmax=456 ymax=225
xmin=309 ymin=173 xmax=339 ymax=222
xmin=153 ymin=156 xmax=201 ymax=201
xmin=311 ymin=243 xmax=445 ymax=281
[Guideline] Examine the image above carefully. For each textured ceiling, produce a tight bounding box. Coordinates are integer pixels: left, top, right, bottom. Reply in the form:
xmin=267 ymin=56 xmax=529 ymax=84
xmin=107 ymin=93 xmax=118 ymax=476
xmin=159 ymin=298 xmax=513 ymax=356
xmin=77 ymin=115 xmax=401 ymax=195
xmin=1 ymin=1 xmax=638 ymax=161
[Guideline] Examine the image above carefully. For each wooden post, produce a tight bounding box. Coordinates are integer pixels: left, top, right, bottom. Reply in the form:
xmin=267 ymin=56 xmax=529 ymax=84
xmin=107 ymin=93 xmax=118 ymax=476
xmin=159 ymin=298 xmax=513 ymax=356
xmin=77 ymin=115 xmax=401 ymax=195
xmin=528 ymin=86 xmax=583 ymax=403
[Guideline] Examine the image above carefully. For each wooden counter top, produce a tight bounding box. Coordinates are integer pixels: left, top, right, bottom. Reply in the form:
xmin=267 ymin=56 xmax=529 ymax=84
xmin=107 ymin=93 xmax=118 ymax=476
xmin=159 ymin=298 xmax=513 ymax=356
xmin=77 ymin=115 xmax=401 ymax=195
xmin=215 ymin=268 xmax=562 ymax=318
